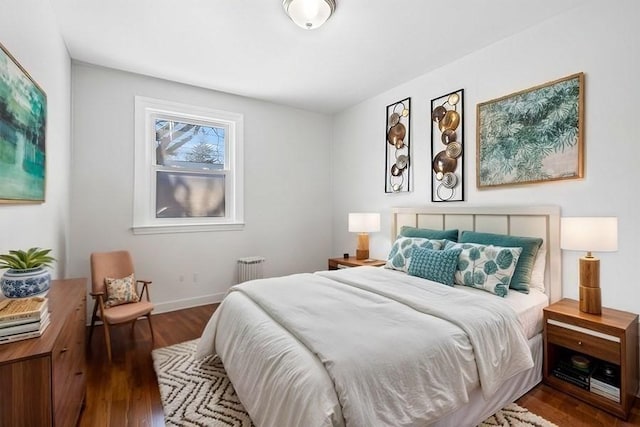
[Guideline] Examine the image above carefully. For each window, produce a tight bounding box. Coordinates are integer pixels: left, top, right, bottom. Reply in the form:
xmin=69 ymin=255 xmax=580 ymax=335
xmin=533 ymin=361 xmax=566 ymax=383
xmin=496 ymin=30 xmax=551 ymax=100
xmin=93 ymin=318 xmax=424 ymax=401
xmin=133 ymin=97 xmax=243 ymax=234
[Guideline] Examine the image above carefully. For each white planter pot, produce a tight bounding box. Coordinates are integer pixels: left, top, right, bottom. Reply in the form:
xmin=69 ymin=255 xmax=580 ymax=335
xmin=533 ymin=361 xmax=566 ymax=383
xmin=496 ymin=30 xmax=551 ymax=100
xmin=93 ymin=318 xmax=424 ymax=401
xmin=1 ymin=267 xmax=51 ymax=298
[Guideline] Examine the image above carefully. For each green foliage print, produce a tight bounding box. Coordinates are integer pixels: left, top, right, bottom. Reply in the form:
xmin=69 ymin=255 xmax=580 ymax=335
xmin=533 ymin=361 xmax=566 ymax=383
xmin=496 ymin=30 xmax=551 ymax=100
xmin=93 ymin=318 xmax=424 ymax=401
xmin=478 ymin=75 xmax=581 ymax=186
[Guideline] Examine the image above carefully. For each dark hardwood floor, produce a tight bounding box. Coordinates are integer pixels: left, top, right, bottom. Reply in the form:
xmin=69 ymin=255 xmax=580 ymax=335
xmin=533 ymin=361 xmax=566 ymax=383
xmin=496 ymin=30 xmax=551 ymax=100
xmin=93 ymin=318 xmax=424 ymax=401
xmin=79 ymin=304 xmax=640 ymax=427
xmin=79 ymin=304 xmax=217 ymax=427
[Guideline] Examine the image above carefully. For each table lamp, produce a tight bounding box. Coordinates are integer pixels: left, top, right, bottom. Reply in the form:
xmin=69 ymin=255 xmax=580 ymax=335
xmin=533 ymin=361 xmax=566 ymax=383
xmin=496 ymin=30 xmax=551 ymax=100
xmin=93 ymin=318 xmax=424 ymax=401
xmin=348 ymin=213 xmax=380 ymax=260
xmin=560 ymin=217 xmax=618 ymax=315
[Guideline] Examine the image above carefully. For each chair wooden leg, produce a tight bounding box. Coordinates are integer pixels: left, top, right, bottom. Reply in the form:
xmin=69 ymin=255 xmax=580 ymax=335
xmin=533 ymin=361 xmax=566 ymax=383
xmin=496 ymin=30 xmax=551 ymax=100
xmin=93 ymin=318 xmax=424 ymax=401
xmin=88 ymin=302 xmax=98 ymax=345
xmin=147 ymin=314 xmax=155 ymax=342
xmin=103 ymin=321 xmax=112 ymax=362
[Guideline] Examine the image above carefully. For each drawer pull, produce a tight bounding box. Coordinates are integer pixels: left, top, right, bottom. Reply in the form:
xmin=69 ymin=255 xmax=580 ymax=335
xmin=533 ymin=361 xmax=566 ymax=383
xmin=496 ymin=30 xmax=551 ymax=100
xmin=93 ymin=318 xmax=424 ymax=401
xmin=578 ymin=341 xmax=582 ymax=345
xmin=60 ymin=347 xmax=68 ymax=354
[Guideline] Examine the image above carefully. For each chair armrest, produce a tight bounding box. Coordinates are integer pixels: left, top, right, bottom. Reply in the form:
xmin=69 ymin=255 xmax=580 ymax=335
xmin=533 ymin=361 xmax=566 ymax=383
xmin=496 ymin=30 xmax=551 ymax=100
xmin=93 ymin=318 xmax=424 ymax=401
xmin=136 ymin=280 xmax=152 ymax=285
xmin=90 ymin=291 xmax=105 ymax=298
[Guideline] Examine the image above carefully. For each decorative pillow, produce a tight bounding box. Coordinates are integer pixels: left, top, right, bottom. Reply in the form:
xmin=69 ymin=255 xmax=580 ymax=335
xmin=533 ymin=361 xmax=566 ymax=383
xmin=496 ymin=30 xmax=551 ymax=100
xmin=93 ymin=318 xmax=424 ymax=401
xmin=385 ymin=236 xmax=444 ymax=272
xmin=407 ymin=247 xmax=462 ymax=286
xmin=400 ymin=226 xmax=459 ymax=242
xmin=459 ymin=231 xmax=542 ymax=293
xmin=104 ymin=274 xmax=139 ymax=308
xmin=445 ymin=241 xmax=522 ymax=297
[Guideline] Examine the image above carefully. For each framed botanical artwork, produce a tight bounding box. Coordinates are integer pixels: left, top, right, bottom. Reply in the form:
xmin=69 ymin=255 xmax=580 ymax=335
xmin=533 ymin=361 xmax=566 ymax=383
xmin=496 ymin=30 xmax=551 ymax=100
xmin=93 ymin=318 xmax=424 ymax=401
xmin=476 ymin=72 xmax=584 ymax=188
xmin=385 ymin=97 xmax=410 ymax=193
xmin=431 ymin=89 xmax=464 ymax=201
xmin=0 ymin=42 xmax=47 ymax=203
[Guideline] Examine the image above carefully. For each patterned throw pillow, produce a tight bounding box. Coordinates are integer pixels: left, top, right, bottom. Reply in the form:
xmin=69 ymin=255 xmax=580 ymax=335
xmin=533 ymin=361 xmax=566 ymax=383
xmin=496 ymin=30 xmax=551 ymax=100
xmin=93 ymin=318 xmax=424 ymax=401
xmin=459 ymin=231 xmax=542 ymax=293
xmin=407 ymin=247 xmax=462 ymax=286
xmin=445 ymin=241 xmax=522 ymax=297
xmin=385 ymin=236 xmax=444 ymax=272
xmin=104 ymin=274 xmax=140 ymax=308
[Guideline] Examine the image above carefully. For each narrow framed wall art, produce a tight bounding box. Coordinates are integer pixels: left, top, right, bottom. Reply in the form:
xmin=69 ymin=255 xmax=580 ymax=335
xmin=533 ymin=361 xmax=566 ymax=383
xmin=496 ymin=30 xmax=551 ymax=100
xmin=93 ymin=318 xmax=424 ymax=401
xmin=385 ymin=97 xmax=411 ymax=193
xmin=0 ymin=42 xmax=47 ymax=203
xmin=430 ymin=89 xmax=464 ymax=202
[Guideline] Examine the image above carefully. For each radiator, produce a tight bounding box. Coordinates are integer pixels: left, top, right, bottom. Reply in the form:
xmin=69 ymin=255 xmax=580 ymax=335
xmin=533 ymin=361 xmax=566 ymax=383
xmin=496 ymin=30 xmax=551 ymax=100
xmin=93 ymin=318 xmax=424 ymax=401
xmin=237 ymin=256 xmax=266 ymax=283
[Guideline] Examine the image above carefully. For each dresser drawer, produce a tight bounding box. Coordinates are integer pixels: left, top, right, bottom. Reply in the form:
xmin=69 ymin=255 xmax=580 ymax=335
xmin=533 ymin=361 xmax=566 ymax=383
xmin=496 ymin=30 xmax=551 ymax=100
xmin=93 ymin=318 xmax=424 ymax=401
xmin=546 ymin=318 xmax=620 ymax=364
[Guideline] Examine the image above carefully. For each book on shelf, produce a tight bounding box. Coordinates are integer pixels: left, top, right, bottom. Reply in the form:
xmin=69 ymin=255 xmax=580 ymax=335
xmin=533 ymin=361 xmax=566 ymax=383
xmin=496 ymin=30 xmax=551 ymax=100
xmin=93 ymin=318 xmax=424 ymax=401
xmin=590 ymin=382 xmax=621 ymax=403
xmin=591 ymin=363 xmax=620 ymax=387
xmin=0 ymin=297 xmax=48 ymax=324
xmin=554 ymin=359 xmax=593 ymax=382
xmin=590 ymin=377 xmax=620 ymax=394
xmin=552 ymin=370 xmax=590 ymax=390
xmin=0 ymin=314 xmax=50 ymax=344
xmin=590 ymin=370 xmax=621 ymax=403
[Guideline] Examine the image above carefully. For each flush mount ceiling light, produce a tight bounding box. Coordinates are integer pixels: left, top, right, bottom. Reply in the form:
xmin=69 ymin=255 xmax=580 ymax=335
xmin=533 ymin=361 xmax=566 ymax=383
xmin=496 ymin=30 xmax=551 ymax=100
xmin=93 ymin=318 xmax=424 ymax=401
xmin=282 ymin=0 xmax=336 ymax=30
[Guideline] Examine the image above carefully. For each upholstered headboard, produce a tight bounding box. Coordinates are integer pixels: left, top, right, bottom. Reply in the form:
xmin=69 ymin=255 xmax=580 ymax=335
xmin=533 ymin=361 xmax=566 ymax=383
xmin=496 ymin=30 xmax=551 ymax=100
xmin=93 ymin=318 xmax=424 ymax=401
xmin=391 ymin=205 xmax=561 ymax=303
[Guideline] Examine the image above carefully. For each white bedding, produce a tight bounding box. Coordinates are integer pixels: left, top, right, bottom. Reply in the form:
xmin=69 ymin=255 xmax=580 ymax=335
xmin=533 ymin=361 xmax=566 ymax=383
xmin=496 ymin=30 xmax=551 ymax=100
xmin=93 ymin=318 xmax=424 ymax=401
xmin=197 ymin=266 xmax=537 ymax=426
xmin=453 ymin=283 xmax=548 ymax=339
xmin=378 ymin=268 xmax=549 ymax=340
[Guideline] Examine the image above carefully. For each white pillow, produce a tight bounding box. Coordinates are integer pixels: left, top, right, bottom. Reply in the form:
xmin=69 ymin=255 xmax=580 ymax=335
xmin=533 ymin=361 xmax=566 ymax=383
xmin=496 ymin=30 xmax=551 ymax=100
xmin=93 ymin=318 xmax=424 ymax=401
xmin=529 ymin=248 xmax=546 ymax=293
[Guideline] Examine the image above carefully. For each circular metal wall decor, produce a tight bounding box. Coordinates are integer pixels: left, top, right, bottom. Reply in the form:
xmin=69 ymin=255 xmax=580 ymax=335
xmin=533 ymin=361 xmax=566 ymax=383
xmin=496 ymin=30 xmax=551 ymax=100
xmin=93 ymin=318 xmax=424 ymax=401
xmin=430 ymin=89 xmax=464 ymax=202
xmin=385 ymin=98 xmax=411 ymax=193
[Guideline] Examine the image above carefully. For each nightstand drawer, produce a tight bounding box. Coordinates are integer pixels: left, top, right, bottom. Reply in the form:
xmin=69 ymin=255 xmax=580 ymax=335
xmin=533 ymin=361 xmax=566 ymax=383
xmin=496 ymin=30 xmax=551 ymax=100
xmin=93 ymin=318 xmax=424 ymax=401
xmin=546 ymin=319 xmax=620 ymax=364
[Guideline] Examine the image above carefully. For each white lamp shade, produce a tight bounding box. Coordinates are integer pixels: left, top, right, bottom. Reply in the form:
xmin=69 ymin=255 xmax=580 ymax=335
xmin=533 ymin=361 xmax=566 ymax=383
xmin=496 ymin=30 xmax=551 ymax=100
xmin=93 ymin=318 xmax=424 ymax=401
xmin=283 ymin=0 xmax=335 ymax=30
xmin=561 ymin=217 xmax=618 ymax=252
xmin=348 ymin=213 xmax=380 ymax=233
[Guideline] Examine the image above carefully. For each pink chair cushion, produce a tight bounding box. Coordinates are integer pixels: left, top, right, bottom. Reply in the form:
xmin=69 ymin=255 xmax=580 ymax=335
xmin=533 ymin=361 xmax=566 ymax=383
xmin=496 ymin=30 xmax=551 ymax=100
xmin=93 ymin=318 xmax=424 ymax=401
xmin=100 ymin=301 xmax=154 ymax=324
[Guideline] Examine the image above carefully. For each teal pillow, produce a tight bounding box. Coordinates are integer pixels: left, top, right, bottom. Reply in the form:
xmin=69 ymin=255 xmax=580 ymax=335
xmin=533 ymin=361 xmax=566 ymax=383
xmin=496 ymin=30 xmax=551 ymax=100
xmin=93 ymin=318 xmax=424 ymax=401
xmin=385 ymin=236 xmax=444 ymax=272
xmin=400 ymin=226 xmax=459 ymax=242
xmin=459 ymin=231 xmax=542 ymax=293
xmin=408 ymin=247 xmax=462 ymax=286
xmin=445 ymin=241 xmax=522 ymax=297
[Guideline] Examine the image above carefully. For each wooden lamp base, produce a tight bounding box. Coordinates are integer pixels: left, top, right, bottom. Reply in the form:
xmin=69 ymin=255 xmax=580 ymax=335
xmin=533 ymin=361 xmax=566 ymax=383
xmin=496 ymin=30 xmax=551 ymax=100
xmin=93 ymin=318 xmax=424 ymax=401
xmin=356 ymin=233 xmax=370 ymax=260
xmin=579 ymin=255 xmax=601 ymax=315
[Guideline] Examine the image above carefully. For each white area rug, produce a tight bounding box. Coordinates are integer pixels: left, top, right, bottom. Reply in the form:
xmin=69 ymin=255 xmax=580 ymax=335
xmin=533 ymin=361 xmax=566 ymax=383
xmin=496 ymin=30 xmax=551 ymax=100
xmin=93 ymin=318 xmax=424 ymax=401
xmin=152 ymin=340 xmax=557 ymax=427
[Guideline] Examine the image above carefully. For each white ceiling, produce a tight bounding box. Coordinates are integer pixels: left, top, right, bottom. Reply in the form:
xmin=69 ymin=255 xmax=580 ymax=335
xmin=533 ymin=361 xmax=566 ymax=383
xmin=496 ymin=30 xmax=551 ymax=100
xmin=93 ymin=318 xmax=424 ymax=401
xmin=50 ymin=0 xmax=587 ymax=114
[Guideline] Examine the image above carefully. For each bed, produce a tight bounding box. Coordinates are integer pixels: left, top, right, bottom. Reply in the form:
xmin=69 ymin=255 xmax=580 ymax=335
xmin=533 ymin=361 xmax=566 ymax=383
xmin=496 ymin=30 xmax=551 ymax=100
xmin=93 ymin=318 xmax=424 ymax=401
xmin=197 ymin=205 xmax=562 ymax=426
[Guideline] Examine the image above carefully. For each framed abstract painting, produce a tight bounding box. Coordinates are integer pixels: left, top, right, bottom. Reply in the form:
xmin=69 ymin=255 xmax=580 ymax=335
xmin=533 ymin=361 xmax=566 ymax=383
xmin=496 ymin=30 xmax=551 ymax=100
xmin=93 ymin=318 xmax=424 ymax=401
xmin=0 ymin=42 xmax=47 ymax=203
xmin=476 ymin=73 xmax=584 ymax=188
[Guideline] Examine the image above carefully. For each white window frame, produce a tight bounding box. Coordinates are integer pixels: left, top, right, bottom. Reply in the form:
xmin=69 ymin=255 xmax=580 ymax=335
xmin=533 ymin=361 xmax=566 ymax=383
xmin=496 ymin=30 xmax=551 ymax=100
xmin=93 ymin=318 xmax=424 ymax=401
xmin=132 ymin=96 xmax=244 ymax=234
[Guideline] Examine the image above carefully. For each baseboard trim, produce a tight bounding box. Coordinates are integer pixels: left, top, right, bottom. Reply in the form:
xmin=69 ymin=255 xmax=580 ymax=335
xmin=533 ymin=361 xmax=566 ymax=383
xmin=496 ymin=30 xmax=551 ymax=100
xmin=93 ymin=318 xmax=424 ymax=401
xmin=152 ymin=292 xmax=225 ymax=314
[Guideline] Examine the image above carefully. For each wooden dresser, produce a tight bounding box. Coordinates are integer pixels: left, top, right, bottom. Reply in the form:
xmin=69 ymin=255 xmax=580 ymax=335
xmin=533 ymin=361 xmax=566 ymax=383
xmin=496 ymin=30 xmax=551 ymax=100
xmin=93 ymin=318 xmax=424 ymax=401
xmin=0 ymin=278 xmax=87 ymax=427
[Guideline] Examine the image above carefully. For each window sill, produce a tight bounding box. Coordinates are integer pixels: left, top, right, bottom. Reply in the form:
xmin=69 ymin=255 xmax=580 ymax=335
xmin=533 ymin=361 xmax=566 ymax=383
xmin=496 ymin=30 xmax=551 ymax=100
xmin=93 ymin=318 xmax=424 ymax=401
xmin=131 ymin=222 xmax=245 ymax=235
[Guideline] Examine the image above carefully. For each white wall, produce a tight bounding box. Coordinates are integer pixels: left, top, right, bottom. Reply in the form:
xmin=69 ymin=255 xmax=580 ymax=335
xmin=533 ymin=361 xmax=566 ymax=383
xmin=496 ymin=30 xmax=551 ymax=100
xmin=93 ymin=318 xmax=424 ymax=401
xmin=0 ymin=1 xmax=71 ymax=278
xmin=331 ymin=0 xmax=640 ymax=314
xmin=68 ymin=63 xmax=333 ymax=312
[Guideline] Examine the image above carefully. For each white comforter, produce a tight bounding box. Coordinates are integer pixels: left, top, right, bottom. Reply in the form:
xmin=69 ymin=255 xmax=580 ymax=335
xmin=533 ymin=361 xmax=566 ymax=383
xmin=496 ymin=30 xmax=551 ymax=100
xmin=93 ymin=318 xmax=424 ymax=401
xmin=197 ymin=267 xmax=533 ymax=427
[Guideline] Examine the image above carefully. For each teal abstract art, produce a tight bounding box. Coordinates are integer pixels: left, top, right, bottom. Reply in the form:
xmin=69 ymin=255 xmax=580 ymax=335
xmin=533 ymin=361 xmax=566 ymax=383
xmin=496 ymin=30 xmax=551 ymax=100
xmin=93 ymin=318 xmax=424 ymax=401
xmin=0 ymin=42 xmax=47 ymax=202
xmin=476 ymin=73 xmax=583 ymax=188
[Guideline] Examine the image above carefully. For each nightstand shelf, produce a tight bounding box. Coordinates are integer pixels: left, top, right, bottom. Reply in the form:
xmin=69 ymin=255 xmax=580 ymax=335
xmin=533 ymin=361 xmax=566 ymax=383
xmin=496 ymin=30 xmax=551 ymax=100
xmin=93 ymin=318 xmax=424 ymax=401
xmin=543 ymin=298 xmax=638 ymax=419
xmin=327 ymin=257 xmax=386 ymax=270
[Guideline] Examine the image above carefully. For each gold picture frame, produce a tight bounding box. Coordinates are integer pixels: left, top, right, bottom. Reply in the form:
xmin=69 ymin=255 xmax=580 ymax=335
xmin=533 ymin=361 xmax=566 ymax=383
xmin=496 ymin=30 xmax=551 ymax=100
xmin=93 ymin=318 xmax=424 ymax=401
xmin=0 ymin=42 xmax=47 ymax=203
xmin=476 ymin=73 xmax=584 ymax=188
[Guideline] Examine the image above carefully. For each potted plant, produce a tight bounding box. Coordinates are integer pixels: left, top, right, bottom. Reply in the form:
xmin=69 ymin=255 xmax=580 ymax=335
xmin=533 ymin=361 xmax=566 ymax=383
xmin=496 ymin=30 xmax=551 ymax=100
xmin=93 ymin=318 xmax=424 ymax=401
xmin=0 ymin=248 xmax=55 ymax=298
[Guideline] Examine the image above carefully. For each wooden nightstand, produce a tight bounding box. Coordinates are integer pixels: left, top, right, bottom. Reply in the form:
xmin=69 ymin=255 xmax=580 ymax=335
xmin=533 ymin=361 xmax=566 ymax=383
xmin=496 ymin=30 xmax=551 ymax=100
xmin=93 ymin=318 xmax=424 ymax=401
xmin=543 ymin=298 xmax=638 ymax=419
xmin=327 ymin=257 xmax=386 ymax=270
